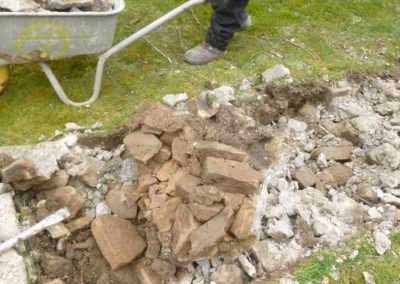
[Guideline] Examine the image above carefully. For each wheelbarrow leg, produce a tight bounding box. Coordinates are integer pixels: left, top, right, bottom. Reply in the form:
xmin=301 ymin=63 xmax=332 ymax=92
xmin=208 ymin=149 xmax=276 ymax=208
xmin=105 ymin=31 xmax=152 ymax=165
xmin=41 ymin=0 xmax=207 ymax=107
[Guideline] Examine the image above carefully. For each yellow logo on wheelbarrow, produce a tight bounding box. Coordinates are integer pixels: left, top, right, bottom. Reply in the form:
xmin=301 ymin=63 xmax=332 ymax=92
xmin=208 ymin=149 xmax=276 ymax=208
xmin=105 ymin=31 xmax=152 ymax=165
xmin=16 ymin=21 xmax=71 ymax=61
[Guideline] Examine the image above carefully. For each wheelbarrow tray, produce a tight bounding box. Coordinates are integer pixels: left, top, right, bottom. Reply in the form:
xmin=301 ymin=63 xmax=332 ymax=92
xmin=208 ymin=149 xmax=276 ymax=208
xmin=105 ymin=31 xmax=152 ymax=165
xmin=0 ymin=0 xmax=125 ymax=66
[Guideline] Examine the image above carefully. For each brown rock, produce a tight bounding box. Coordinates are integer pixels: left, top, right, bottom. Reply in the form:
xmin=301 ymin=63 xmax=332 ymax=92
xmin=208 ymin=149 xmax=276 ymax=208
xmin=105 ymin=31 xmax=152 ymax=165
xmin=2 ymin=157 xmax=36 ymax=183
xmin=91 ymin=215 xmax=146 ymax=270
xmin=171 ymin=138 xmax=190 ymax=166
xmin=47 ymin=224 xmax=70 ymax=239
xmin=151 ymin=259 xmax=176 ymax=279
xmin=298 ymin=103 xmax=319 ymax=124
xmin=65 ymin=215 xmax=93 ymax=233
xmin=44 ymin=186 xmax=85 ymax=220
xmin=189 ymin=155 xmax=203 ymax=177
xmin=152 ymin=146 xmax=172 ymax=164
xmin=230 ymin=198 xmax=255 ymax=240
xmin=295 ymin=217 xmax=317 ymax=248
xmin=141 ymin=124 xmax=163 ymax=135
xmin=123 ymin=131 xmax=163 ymax=163
xmin=222 ymin=192 xmax=245 ymax=211
xmin=324 ymin=163 xmax=353 ymax=186
xmin=190 ymin=207 xmax=235 ymax=256
xmin=40 ymin=252 xmax=78 ymax=282
xmin=81 ymin=158 xmax=105 ymax=187
xmin=136 ymin=175 xmax=157 ymax=193
xmin=149 ymin=193 xmax=168 ymax=209
xmin=145 ymin=236 xmax=161 ymax=259
xmin=292 ymin=166 xmax=317 ymax=188
xmin=106 ymin=190 xmax=138 ymax=219
xmin=202 ymin=157 xmax=261 ymax=195
xmin=166 ymin=168 xmax=187 ymax=195
xmin=171 ymin=204 xmax=200 ymax=257
xmin=152 ymin=197 xmax=181 ymax=233
xmin=142 ymin=103 xmax=184 ymax=133
xmin=356 ymin=186 xmax=379 ymax=203
xmin=122 ymin=182 xmax=146 ymax=203
xmin=196 ymin=141 xmax=248 ymax=162
xmin=111 ymin=263 xmax=139 ymax=284
xmin=190 ymin=203 xmax=225 ymax=222
xmin=37 ymin=170 xmax=69 ymax=191
xmin=156 ymin=160 xmax=179 ymax=182
xmin=135 ymin=258 xmax=161 ymax=284
xmin=44 ymin=279 xmax=64 ymax=284
xmin=311 ymin=145 xmax=354 ymax=161
xmin=338 ymin=121 xmax=360 ymax=146
xmin=175 ymin=173 xmax=201 ymax=200
xmin=211 ymin=264 xmax=243 ymax=284
xmin=160 ymin=132 xmax=175 ymax=146
xmin=317 ymin=171 xmax=338 ymax=188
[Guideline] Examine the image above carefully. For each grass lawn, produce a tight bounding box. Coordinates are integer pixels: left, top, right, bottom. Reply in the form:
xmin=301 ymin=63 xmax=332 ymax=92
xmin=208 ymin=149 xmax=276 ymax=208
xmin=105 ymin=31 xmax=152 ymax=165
xmin=0 ymin=0 xmax=399 ymax=145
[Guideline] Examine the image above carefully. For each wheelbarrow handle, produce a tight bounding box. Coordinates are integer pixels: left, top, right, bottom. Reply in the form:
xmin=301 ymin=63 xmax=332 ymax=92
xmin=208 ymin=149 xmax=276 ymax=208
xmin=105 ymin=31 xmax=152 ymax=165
xmin=41 ymin=0 xmax=207 ymax=107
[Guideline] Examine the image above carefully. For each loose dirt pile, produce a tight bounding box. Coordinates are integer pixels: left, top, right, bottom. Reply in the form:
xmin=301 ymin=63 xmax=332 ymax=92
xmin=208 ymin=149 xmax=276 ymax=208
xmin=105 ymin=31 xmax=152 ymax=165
xmin=0 ymin=68 xmax=400 ymax=284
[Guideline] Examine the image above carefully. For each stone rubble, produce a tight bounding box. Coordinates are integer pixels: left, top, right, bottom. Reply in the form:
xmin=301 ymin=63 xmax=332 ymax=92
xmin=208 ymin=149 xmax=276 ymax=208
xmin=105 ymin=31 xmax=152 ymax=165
xmin=0 ymin=0 xmax=113 ymax=12
xmin=0 ymin=71 xmax=399 ymax=283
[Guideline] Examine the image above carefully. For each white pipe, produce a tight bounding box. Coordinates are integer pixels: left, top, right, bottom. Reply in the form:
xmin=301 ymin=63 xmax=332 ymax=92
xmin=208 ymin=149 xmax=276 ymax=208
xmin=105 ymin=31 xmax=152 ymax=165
xmin=0 ymin=208 xmax=70 ymax=254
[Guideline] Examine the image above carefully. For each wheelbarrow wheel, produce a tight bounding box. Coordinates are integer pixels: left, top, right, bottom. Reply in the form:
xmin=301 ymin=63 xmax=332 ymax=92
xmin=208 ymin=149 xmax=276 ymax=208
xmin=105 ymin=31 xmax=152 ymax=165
xmin=0 ymin=66 xmax=9 ymax=95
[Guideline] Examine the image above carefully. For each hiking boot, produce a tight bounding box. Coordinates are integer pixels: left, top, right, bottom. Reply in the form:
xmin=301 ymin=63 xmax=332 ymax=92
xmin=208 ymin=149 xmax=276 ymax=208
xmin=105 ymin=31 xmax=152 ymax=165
xmin=239 ymin=14 xmax=252 ymax=31
xmin=184 ymin=43 xmax=226 ymax=65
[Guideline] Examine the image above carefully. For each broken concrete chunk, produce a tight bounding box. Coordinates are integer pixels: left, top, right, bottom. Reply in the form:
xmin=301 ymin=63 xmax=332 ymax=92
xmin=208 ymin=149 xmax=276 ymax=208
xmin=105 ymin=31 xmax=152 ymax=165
xmin=0 ymin=0 xmax=40 ymax=12
xmin=91 ymin=215 xmax=146 ymax=270
xmin=202 ymin=157 xmax=261 ymax=195
xmin=230 ymin=198 xmax=255 ymax=240
xmin=311 ymin=145 xmax=354 ymax=161
xmin=195 ymin=141 xmax=248 ymax=162
xmin=106 ymin=190 xmax=137 ymax=219
xmin=262 ymin=64 xmax=291 ymax=84
xmin=2 ymin=157 xmax=36 ymax=183
xmin=162 ymin=93 xmax=188 ymax=107
xmin=211 ymin=264 xmax=243 ymax=284
xmin=123 ymin=132 xmax=162 ymax=163
xmin=0 ymin=193 xmax=20 ymax=241
xmin=189 ymin=202 xmax=225 ymax=222
xmin=44 ymin=186 xmax=85 ymax=220
xmin=39 ymin=0 xmax=94 ymax=10
xmin=292 ymin=166 xmax=317 ymax=188
xmin=190 ymin=207 xmax=235 ymax=256
xmin=172 ymin=204 xmax=200 ymax=257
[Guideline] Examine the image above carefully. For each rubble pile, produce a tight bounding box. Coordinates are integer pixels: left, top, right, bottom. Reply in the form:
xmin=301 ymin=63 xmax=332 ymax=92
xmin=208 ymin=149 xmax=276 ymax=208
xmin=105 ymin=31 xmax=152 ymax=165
xmin=0 ymin=0 xmax=113 ymax=13
xmin=0 ymin=68 xmax=400 ymax=283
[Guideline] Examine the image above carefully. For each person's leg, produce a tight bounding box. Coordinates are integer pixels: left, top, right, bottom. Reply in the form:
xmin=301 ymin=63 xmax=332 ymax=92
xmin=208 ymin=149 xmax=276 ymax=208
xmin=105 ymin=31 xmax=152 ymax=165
xmin=184 ymin=0 xmax=250 ymax=65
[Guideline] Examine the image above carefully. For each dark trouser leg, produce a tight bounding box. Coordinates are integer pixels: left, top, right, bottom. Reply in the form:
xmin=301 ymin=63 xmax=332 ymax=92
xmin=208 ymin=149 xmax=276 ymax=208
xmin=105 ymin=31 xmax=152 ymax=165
xmin=205 ymin=0 xmax=250 ymax=51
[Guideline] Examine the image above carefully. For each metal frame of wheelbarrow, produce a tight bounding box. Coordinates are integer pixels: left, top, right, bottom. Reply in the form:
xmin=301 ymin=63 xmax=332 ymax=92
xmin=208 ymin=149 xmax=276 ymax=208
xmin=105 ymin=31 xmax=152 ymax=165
xmin=39 ymin=0 xmax=206 ymax=107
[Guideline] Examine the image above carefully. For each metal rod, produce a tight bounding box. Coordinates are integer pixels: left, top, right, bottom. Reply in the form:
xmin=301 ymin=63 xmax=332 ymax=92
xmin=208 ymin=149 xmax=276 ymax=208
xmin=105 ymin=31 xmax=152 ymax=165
xmin=41 ymin=0 xmax=207 ymax=107
xmin=0 ymin=208 xmax=70 ymax=254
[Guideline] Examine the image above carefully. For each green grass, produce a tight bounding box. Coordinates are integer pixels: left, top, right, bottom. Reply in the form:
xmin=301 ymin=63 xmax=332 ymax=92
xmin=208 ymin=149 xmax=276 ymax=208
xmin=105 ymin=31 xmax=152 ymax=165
xmin=280 ymin=232 xmax=400 ymax=284
xmin=0 ymin=0 xmax=399 ymax=145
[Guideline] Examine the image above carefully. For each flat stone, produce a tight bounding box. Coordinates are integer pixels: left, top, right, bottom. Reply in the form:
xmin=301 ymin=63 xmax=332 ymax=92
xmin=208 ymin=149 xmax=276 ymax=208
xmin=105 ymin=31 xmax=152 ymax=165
xmin=123 ymin=182 xmax=146 ymax=202
xmin=135 ymin=259 xmax=161 ymax=284
xmin=65 ymin=215 xmax=93 ymax=233
xmin=190 ymin=203 xmax=225 ymax=222
xmin=145 ymin=235 xmax=161 ymax=259
xmin=171 ymin=138 xmax=190 ymax=166
xmin=324 ymin=163 xmax=353 ymax=186
xmin=175 ymin=173 xmax=201 ymax=200
xmin=211 ymin=264 xmax=243 ymax=284
xmin=0 ymin=193 xmax=20 ymax=241
xmin=40 ymin=252 xmax=78 ymax=282
xmin=141 ymin=124 xmax=163 ymax=135
xmin=141 ymin=103 xmax=184 ymax=133
xmin=230 ymin=198 xmax=255 ymax=240
xmin=0 ymin=249 xmax=28 ymax=284
xmin=292 ymin=166 xmax=317 ymax=188
xmin=152 ymin=197 xmax=181 ymax=233
xmin=1 ymin=157 xmax=36 ymax=183
xmin=123 ymin=132 xmax=162 ymax=163
xmin=37 ymin=170 xmax=69 ymax=191
xmin=138 ymin=175 xmax=158 ymax=192
xmin=152 ymin=146 xmax=171 ymax=164
xmin=44 ymin=186 xmax=85 ymax=220
xmin=91 ymin=215 xmax=146 ymax=270
xmin=151 ymin=259 xmax=176 ymax=279
xmin=171 ymin=204 xmax=200 ymax=257
xmin=190 ymin=207 xmax=235 ymax=256
xmin=202 ymin=157 xmax=261 ymax=195
xmin=80 ymin=158 xmax=105 ymax=187
xmin=311 ymin=145 xmax=354 ymax=161
xmin=156 ymin=160 xmax=179 ymax=182
xmin=106 ymin=190 xmax=137 ymax=219
xmin=195 ymin=141 xmax=248 ymax=162
xmin=222 ymin=192 xmax=245 ymax=211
